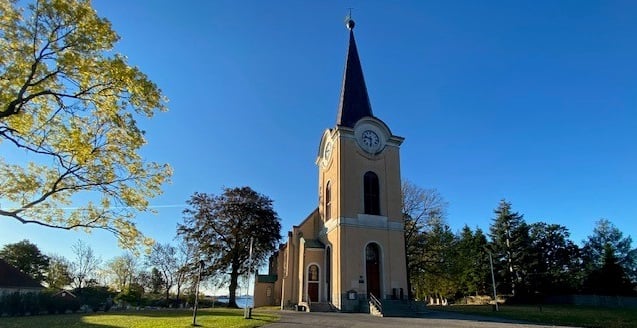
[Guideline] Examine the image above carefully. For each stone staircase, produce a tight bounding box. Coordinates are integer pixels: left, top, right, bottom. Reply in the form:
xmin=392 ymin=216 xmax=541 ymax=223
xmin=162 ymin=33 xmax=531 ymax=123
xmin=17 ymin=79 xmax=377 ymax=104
xmin=370 ymin=299 xmax=428 ymax=317
xmin=308 ymin=302 xmax=337 ymax=312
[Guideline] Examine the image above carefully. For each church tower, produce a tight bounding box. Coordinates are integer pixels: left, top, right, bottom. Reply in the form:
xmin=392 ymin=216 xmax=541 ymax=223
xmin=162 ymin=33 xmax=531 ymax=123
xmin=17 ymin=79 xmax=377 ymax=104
xmin=316 ymin=17 xmax=407 ymax=311
xmin=254 ymin=16 xmax=408 ymax=313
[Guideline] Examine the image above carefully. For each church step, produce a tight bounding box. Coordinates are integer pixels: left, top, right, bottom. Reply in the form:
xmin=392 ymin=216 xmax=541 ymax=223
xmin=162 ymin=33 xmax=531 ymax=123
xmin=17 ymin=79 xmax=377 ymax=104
xmin=309 ymin=302 xmax=336 ymax=312
xmin=377 ymin=300 xmax=426 ymax=317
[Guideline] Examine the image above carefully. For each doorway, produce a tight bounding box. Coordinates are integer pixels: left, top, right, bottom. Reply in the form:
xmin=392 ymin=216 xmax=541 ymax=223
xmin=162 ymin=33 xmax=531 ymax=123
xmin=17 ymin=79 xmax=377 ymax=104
xmin=366 ymin=243 xmax=381 ymax=299
xmin=308 ymin=264 xmax=319 ymax=302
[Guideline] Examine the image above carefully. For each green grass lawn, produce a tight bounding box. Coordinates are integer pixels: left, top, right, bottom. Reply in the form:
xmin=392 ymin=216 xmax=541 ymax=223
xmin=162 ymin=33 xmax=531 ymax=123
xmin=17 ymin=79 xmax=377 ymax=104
xmin=429 ymin=304 xmax=637 ymax=328
xmin=0 ymin=308 xmax=279 ymax=328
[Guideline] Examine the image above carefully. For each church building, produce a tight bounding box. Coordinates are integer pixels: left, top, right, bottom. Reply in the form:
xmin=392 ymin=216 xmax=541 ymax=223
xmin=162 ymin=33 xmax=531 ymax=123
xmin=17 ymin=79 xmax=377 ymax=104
xmin=254 ymin=17 xmax=408 ymax=313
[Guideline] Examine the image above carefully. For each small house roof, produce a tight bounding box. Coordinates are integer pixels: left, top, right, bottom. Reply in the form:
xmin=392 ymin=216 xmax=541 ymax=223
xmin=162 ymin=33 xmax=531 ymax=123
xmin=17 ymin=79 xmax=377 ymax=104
xmin=0 ymin=258 xmax=44 ymax=289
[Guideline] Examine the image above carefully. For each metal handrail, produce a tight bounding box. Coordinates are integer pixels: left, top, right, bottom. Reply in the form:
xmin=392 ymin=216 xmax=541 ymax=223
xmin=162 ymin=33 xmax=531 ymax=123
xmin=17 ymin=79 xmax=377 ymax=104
xmin=369 ymin=293 xmax=382 ymax=314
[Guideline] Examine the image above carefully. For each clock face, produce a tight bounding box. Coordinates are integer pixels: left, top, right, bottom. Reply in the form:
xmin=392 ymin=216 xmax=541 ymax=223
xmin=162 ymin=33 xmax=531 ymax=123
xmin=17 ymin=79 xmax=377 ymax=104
xmin=323 ymin=141 xmax=333 ymax=161
xmin=361 ymin=130 xmax=380 ymax=152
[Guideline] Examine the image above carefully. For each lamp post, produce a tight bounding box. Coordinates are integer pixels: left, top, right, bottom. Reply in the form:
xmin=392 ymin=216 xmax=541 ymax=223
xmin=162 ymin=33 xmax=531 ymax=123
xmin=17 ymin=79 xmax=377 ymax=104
xmin=192 ymin=260 xmax=204 ymax=326
xmin=244 ymin=237 xmax=254 ymax=319
xmin=484 ymin=248 xmax=499 ymax=312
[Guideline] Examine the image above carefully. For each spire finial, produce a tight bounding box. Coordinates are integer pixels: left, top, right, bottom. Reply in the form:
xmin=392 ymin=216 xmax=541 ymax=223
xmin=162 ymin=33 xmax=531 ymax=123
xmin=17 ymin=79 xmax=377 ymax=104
xmin=345 ymin=8 xmax=355 ymax=30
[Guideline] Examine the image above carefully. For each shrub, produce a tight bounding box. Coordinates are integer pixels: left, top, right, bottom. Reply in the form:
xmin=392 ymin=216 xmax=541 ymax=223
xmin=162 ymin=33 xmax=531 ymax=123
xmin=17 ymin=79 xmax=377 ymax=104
xmin=74 ymin=286 xmax=116 ymax=312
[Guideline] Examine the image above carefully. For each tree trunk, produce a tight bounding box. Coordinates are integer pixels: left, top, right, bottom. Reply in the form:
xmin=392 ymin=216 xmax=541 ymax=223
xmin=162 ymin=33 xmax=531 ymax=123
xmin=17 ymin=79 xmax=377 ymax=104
xmin=228 ymin=270 xmax=239 ymax=308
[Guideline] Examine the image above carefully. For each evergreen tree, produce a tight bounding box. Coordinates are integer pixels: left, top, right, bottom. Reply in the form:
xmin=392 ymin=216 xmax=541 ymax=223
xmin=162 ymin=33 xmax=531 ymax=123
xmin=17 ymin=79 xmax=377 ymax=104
xmin=583 ymin=244 xmax=636 ymax=296
xmin=455 ymin=226 xmax=490 ymax=297
xmin=488 ymin=200 xmax=531 ymax=296
xmin=150 ymin=267 xmax=165 ymax=295
xmin=411 ymin=215 xmax=458 ymax=302
xmin=581 ymin=219 xmax=636 ymax=283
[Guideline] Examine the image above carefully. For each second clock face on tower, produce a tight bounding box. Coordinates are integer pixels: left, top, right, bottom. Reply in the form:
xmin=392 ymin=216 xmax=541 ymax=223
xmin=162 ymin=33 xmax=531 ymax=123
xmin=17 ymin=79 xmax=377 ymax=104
xmin=323 ymin=140 xmax=333 ymax=164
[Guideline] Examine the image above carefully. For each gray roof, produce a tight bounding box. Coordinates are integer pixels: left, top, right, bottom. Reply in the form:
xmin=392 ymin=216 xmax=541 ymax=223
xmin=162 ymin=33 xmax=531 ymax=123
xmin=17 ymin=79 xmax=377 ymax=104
xmin=304 ymin=239 xmax=325 ymax=249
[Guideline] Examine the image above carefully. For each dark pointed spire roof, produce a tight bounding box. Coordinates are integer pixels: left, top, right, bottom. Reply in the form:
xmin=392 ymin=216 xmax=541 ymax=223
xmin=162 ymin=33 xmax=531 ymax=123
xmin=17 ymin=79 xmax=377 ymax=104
xmin=336 ymin=17 xmax=373 ymax=128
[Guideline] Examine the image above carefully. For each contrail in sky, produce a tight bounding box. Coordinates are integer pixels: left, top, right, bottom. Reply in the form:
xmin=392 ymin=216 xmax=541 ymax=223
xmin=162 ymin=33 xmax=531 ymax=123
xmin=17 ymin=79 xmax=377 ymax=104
xmin=55 ymin=204 xmax=187 ymax=210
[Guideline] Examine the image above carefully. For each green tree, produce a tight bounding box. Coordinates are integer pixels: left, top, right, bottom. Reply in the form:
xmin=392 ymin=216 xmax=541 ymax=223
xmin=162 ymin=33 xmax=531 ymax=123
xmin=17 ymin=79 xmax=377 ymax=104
xmin=0 ymin=0 xmax=170 ymax=249
xmin=116 ymin=282 xmax=144 ymax=306
xmin=581 ymin=219 xmax=636 ymax=283
xmin=45 ymin=254 xmax=72 ymax=289
xmin=0 ymin=239 xmax=49 ymax=281
xmin=455 ymin=226 xmax=490 ymax=298
xmin=178 ymin=187 xmax=282 ymax=308
xmin=527 ymin=222 xmax=581 ymax=295
xmin=489 ymin=199 xmax=531 ymax=296
xmin=401 ymin=180 xmax=447 ymax=299
xmin=149 ymin=267 xmax=165 ymax=295
xmin=410 ymin=215 xmax=458 ymax=302
xmin=583 ymin=244 xmax=636 ymax=296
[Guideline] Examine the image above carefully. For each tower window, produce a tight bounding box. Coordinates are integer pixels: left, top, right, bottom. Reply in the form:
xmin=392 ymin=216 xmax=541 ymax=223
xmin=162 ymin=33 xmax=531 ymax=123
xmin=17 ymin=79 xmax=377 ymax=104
xmin=325 ymin=181 xmax=332 ymax=221
xmin=364 ymin=171 xmax=380 ymax=215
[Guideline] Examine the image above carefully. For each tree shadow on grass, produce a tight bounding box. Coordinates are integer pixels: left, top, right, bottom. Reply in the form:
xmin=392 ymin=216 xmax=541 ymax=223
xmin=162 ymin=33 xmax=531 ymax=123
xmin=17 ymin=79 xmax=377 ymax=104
xmin=0 ymin=312 xmax=118 ymax=328
xmin=1 ymin=308 xmax=279 ymax=328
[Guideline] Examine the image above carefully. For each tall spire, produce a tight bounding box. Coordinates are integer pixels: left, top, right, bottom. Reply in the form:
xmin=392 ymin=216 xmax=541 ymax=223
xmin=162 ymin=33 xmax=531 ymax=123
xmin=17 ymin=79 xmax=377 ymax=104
xmin=336 ymin=15 xmax=373 ymax=128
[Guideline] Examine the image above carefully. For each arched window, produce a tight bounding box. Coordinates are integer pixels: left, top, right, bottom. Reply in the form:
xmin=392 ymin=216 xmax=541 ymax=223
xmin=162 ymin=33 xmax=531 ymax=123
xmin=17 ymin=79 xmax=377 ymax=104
xmin=364 ymin=171 xmax=380 ymax=215
xmin=309 ymin=265 xmax=319 ymax=282
xmin=325 ymin=181 xmax=332 ymax=221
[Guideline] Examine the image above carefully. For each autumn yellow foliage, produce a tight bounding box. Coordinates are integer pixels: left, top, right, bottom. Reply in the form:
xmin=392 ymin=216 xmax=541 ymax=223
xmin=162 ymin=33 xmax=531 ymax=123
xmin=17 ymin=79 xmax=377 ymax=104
xmin=0 ymin=0 xmax=171 ymax=250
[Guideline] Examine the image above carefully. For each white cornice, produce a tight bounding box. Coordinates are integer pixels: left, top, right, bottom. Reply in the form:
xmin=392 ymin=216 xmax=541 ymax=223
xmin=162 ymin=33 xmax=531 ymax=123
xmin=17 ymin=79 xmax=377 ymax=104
xmin=324 ymin=215 xmax=404 ymax=234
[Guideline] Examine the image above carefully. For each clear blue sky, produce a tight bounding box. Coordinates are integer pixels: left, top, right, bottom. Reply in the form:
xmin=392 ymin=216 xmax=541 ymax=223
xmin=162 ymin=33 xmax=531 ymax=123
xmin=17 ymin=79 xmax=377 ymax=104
xmin=2 ymin=1 xmax=636 ymax=270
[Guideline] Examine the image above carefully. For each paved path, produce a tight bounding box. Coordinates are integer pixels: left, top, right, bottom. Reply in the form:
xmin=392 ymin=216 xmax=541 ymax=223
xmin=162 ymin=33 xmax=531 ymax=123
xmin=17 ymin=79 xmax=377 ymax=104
xmin=262 ymin=310 xmax=578 ymax=328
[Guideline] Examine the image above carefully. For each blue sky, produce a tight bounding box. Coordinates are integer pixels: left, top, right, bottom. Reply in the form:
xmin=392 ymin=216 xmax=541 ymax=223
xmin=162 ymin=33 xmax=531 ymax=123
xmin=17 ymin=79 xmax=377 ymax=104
xmin=1 ymin=1 xmax=636 ymax=273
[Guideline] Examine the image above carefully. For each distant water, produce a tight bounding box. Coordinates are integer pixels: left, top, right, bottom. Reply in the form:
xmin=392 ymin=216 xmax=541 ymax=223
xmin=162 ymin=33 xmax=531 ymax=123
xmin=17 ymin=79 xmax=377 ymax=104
xmin=216 ymin=296 xmax=254 ymax=308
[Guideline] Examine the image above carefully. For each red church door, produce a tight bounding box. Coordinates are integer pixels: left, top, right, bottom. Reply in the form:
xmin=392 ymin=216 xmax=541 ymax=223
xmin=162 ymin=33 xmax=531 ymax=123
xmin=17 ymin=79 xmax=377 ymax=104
xmin=308 ymin=283 xmax=319 ymax=302
xmin=366 ymin=243 xmax=381 ymax=299
xmin=308 ymin=264 xmax=319 ymax=302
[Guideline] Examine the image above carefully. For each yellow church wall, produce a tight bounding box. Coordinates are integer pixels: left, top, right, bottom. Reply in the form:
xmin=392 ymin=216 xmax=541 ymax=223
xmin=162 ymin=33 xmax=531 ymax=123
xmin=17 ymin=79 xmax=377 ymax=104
xmin=253 ymin=282 xmax=274 ymax=308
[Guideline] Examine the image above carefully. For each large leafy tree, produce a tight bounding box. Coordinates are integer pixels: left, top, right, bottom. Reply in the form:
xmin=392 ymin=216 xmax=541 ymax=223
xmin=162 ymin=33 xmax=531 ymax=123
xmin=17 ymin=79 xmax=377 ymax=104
xmin=581 ymin=219 xmax=636 ymax=283
xmin=527 ymin=222 xmax=581 ymax=295
xmin=489 ymin=199 xmax=531 ymax=296
xmin=178 ymin=187 xmax=282 ymax=308
xmin=0 ymin=239 xmax=49 ymax=281
xmin=45 ymin=253 xmax=72 ymax=288
xmin=401 ymin=180 xmax=447 ymax=299
xmin=106 ymin=252 xmax=137 ymax=291
xmin=0 ymin=0 xmax=170 ymax=249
